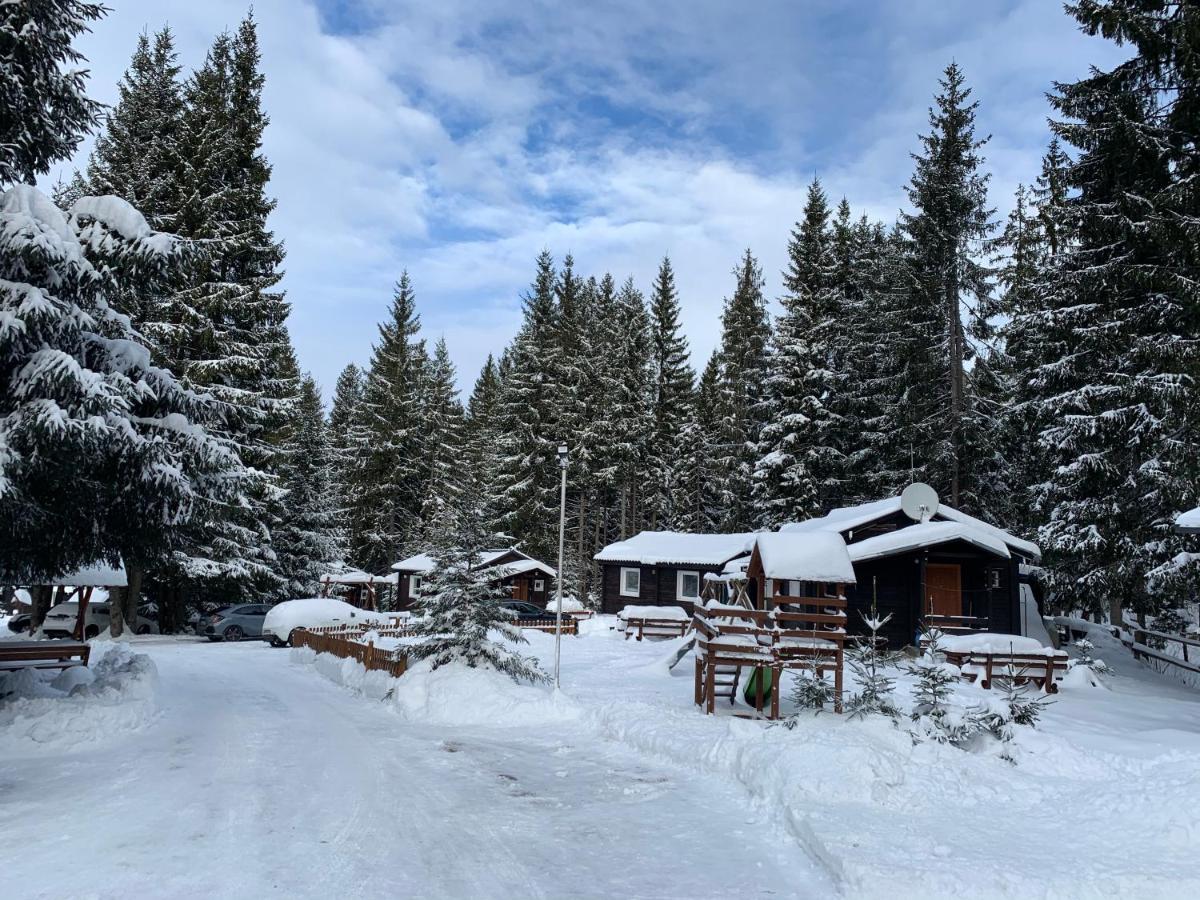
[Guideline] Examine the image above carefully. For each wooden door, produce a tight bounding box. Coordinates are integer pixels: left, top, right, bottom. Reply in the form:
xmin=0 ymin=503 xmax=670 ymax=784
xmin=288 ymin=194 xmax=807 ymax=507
xmin=511 ymin=579 xmax=528 ymax=602
xmin=925 ymin=564 xmax=962 ymax=617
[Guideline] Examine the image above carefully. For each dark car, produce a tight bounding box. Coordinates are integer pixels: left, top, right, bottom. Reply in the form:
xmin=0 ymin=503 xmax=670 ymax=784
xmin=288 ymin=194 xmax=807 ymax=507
xmin=500 ymin=601 xmax=552 ymax=622
xmin=204 ymin=604 xmax=270 ymax=641
xmin=6 ymin=613 xmax=31 ymax=634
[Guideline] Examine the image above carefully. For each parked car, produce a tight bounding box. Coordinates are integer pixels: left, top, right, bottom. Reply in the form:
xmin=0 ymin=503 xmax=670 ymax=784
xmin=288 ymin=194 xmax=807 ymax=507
xmin=6 ymin=612 xmax=31 ymax=634
xmin=204 ymin=604 xmax=270 ymax=641
xmin=41 ymin=599 xmax=159 ymax=639
xmin=262 ymin=598 xmax=385 ymax=647
xmin=500 ymin=600 xmax=553 ymax=622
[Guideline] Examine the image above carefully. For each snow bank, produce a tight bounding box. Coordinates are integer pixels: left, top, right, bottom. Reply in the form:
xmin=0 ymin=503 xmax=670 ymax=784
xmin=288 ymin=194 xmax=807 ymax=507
xmin=0 ymin=644 xmax=159 ymax=752
xmin=390 ymin=660 xmax=581 ymax=727
xmin=617 ymin=605 xmax=689 ymax=620
xmin=543 ymin=595 xmax=586 ymax=613
xmin=939 ymin=633 xmax=1062 ymax=656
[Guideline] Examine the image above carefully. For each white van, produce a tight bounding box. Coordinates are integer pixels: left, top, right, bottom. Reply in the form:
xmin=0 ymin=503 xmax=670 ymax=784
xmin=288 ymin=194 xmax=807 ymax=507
xmin=41 ymin=597 xmax=159 ymax=639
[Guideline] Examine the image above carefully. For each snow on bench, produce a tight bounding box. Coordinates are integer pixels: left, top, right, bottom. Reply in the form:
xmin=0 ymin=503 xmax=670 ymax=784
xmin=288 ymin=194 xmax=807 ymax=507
xmin=618 ymin=605 xmax=692 ymax=641
xmin=937 ymin=633 xmax=1068 ymax=693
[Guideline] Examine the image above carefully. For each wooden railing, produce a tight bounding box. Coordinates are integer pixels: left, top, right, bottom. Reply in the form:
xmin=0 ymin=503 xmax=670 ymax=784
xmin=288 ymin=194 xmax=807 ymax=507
xmin=1123 ymin=627 xmax=1200 ymax=677
xmin=292 ymin=628 xmax=408 ymax=678
xmin=300 ymin=616 xmax=578 ymax=643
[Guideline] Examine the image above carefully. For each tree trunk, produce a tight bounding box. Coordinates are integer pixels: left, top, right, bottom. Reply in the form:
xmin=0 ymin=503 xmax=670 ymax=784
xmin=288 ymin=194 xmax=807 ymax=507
xmin=109 ymin=584 xmax=126 ymax=638
xmin=947 ymin=279 xmax=964 ymax=507
xmin=124 ymin=565 xmax=144 ymax=633
xmin=1108 ymin=594 xmax=1122 ymax=630
xmin=30 ymin=584 xmax=53 ymax=630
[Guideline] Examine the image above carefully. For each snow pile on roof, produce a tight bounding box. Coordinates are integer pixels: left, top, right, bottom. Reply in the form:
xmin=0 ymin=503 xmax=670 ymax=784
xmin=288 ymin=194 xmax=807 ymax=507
xmin=595 ymin=531 xmax=754 ymax=566
xmin=392 ymin=548 xmax=534 ymax=573
xmin=492 ymin=558 xmax=557 ymax=579
xmin=1177 ymin=507 xmax=1200 ymax=532
xmin=754 ymin=532 xmax=856 ymax=584
xmin=51 ymin=562 xmax=128 ymax=587
xmin=848 ymin=521 xmax=1011 ymax=562
xmin=780 ymin=497 xmax=902 ymax=535
xmin=781 ymin=495 xmax=1041 ymax=561
xmin=320 ymin=568 xmax=395 ymax=585
xmin=0 ymin=643 xmax=158 ymax=753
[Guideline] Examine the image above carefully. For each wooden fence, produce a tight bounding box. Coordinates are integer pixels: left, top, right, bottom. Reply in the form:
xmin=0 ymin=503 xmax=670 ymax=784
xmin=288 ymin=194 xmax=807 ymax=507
xmin=1124 ymin=627 xmax=1200 ymax=678
xmin=301 ymin=617 xmax=577 ymax=640
xmin=291 ymin=628 xmax=408 ymax=678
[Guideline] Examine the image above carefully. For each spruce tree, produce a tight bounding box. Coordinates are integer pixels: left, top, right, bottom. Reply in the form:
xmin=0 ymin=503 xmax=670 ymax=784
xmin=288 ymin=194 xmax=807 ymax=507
xmin=1032 ymin=0 xmax=1200 ymax=623
xmin=462 ymin=355 xmax=503 ymax=499
xmin=273 ymin=374 xmax=340 ymax=597
xmin=409 ymin=496 xmax=546 ymax=683
xmin=755 ymin=179 xmax=837 ymax=526
xmin=492 ymin=251 xmax=563 ymax=561
xmin=714 ymin=250 xmax=771 ymax=532
xmin=350 ymin=273 xmax=428 ymax=572
xmin=0 ymin=0 xmax=104 ymax=186
xmin=646 ymin=256 xmax=695 ymax=529
xmin=326 ymin=362 xmax=364 ymax=555
xmin=418 ymin=338 xmax=465 ymax=541
xmin=900 ymin=62 xmax=997 ymax=509
xmin=676 ymin=351 xmax=724 ymax=532
xmin=1 ymin=4 xmax=246 ymax=600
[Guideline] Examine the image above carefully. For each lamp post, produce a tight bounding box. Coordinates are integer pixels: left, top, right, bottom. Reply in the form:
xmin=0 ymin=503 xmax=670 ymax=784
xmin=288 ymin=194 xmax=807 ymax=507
xmin=554 ymin=443 xmax=568 ymax=688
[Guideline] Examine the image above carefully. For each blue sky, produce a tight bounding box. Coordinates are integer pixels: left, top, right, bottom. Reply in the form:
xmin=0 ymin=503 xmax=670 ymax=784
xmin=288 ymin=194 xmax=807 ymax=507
xmin=52 ymin=0 xmax=1127 ymax=400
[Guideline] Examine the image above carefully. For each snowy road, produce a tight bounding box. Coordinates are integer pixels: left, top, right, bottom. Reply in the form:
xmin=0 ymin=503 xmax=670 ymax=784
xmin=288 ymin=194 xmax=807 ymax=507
xmin=2 ymin=641 xmax=817 ymax=899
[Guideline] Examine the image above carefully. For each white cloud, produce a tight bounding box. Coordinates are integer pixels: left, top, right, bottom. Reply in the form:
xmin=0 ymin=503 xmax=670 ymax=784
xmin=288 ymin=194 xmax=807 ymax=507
xmin=49 ymin=0 xmax=1129 ymax=397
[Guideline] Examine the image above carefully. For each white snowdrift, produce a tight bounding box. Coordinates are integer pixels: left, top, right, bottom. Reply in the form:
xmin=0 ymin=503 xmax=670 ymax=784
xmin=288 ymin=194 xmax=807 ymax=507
xmin=0 ymin=643 xmax=159 ymax=751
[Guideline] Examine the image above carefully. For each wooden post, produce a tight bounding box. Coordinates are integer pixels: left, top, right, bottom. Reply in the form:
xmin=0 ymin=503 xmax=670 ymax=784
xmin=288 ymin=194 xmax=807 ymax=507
xmin=833 ymin=648 xmax=844 ymax=714
xmin=705 ymin=657 xmax=716 ymax=715
xmin=694 ymin=654 xmax=704 ymax=706
xmin=73 ymin=586 xmax=93 ymax=641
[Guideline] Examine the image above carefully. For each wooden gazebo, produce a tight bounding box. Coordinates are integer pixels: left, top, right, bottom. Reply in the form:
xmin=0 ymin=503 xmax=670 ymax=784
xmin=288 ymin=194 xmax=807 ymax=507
xmin=318 ymin=569 xmax=398 ymax=611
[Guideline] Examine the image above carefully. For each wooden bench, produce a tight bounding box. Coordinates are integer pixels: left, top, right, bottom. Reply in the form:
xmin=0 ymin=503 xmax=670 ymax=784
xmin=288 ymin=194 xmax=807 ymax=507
xmin=0 ymin=639 xmax=91 ymax=673
xmin=621 ymin=615 xmax=692 ymax=641
xmin=944 ymin=650 xmax=1068 ymax=693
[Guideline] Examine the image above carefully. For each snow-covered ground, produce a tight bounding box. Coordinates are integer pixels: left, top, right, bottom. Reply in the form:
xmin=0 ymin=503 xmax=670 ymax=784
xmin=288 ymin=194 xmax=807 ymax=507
xmin=3 ymin=621 xmax=1199 ymax=899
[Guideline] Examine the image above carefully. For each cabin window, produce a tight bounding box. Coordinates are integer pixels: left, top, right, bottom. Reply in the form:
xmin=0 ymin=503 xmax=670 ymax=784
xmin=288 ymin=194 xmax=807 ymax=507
xmin=677 ymin=570 xmax=701 ymax=602
xmin=409 ymin=575 xmax=423 ymax=596
xmin=990 ymin=569 xmax=1002 ymax=589
xmin=534 ymin=579 xmax=545 ymax=592
xmin=620 ymin=567 xmax=641 ymax=597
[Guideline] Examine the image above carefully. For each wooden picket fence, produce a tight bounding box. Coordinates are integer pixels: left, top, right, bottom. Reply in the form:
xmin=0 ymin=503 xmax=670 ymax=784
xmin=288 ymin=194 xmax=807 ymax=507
xmin=291 ymin=628 xmax=408 ymax=678
xmin=301 ymin=617 xmax=577 ymax=640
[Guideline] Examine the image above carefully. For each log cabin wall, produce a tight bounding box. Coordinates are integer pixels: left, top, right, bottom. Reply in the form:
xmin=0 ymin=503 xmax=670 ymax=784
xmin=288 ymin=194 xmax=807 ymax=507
xmin=599 ymin=562 xmax=726 ymax=615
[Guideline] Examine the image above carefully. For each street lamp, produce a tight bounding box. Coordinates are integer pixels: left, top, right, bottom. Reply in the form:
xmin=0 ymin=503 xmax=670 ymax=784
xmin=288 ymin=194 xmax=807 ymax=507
xmin=554 ymin=443 xmax=568 ymax=688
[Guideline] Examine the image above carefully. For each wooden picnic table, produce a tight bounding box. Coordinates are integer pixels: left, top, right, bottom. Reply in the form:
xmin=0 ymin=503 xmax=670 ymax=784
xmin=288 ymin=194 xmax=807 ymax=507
xmin=0 ymin=639 xmax=91 ymax=672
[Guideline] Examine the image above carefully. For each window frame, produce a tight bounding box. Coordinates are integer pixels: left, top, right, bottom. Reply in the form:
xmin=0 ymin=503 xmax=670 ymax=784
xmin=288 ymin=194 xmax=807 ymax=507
xmin=409 ymin=574 xmax=424 ymax=596
xmin=676 ymin=569 xmax=701 ymax=602
xmin=533 ymin=579 xmax=545 ymax=592
xmin=619 ymin=567 xmax=641 ymax=598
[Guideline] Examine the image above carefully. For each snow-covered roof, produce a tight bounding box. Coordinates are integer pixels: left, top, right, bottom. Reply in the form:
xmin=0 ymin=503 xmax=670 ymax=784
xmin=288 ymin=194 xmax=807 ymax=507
xmin=594 ymin=531 xmax=755 ymax=567
xmin=1176 ymin=507 xmax=1200 ymax=534
xmin=846 ymin=521 xmax=1011 ymax=563
xmin=391 ymin=548 xmax=545 ymax=575
xmin=50 ymin=562 xmax=128 ymax=588
xmin=491 ymin=558 xmax=557 ymax=579
xmin=780 ymin=495 xmax=1040 ymax=562
xmin=753 ymin=532 xmax=856 ymax=584
xmin=392 ymin=553 xmax=436 ymax=574
xmin=319 ymin=570 xmax=398 ymax=585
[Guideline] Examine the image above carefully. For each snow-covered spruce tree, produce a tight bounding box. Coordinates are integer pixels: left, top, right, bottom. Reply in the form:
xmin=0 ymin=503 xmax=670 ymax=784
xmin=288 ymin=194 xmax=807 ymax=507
xmin=1031 ymin=0 xmax=1200 ymax=626
xmin=675 ymin=350 xmax=723 ymax=532
xmin=1068 ymin=639 xmax=1109 ymax=676
xmin=461 ymin=355 xmax=502 ymax=502
xmin=899 ymin=62 xmax=997 ymax=511
xmin=785 ymin=658 xmax=835 ymax=717
xmin=908 ymin=628 xmax=970 ymax=744
xmin=645 ymin=256 xmax=695 ymax=530
xmin=272 ymin=374 xmax=340 ymax=598
xmin=417 ymin=338 xmax=465 ymax=542
xmin=1 ymin=2 xmax=246 ymax=610
xmin=409 ymin=500 xmax=546 ymax=683
xmin=491 ymin=251 xmax=563 ymax=562
xmin=755 ymin=178 xmax=836 ymax=527
xmin=0 ymin=0 xmax=104 ymax=187
xmin=349 ymin=273 xmax=428 ymax=572
xmin=714 ymin=249 xmax=772 ymax=533
xmin=326 ymin=362 xmax=364 ymax=556
xmin=846 ymin=609 xmax=901 ymax=720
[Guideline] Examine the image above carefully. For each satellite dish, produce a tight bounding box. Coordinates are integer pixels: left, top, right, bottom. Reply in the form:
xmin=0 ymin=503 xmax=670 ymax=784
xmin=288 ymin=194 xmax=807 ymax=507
xmin=901 ymin=482 xmax=939 ymax=523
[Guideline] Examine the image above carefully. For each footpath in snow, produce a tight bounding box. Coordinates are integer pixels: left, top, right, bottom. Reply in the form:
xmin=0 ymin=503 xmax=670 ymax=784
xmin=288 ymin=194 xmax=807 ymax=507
xmin=0 ymin=636 xmax=822 ymax=900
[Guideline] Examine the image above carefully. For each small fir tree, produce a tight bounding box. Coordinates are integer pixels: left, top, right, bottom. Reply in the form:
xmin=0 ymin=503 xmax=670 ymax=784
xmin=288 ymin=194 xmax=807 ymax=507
xmin=846 ymin=608 xmax=901 ymax=720
xmin=409 ymin=502 xmax=546 ymax=683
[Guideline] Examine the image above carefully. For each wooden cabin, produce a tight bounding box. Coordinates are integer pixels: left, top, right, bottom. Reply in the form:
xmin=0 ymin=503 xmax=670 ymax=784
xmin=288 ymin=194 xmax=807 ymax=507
xmin=593 ymin=532 xmax=755 ymax=615
xmin=390 ymin=548 xmax=557 ymax=610
xmin=595 ymin=493 xmax=1042 ymax=649
xmin=776 ymin=497 xmax=1041 ymax=648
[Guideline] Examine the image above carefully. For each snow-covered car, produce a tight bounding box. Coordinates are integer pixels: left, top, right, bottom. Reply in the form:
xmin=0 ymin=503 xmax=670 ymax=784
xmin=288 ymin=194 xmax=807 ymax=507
xmin=261 ymin=598 xmax=384 ymax=647
xmin=41 ymin=599 xmax=159 ymax=639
